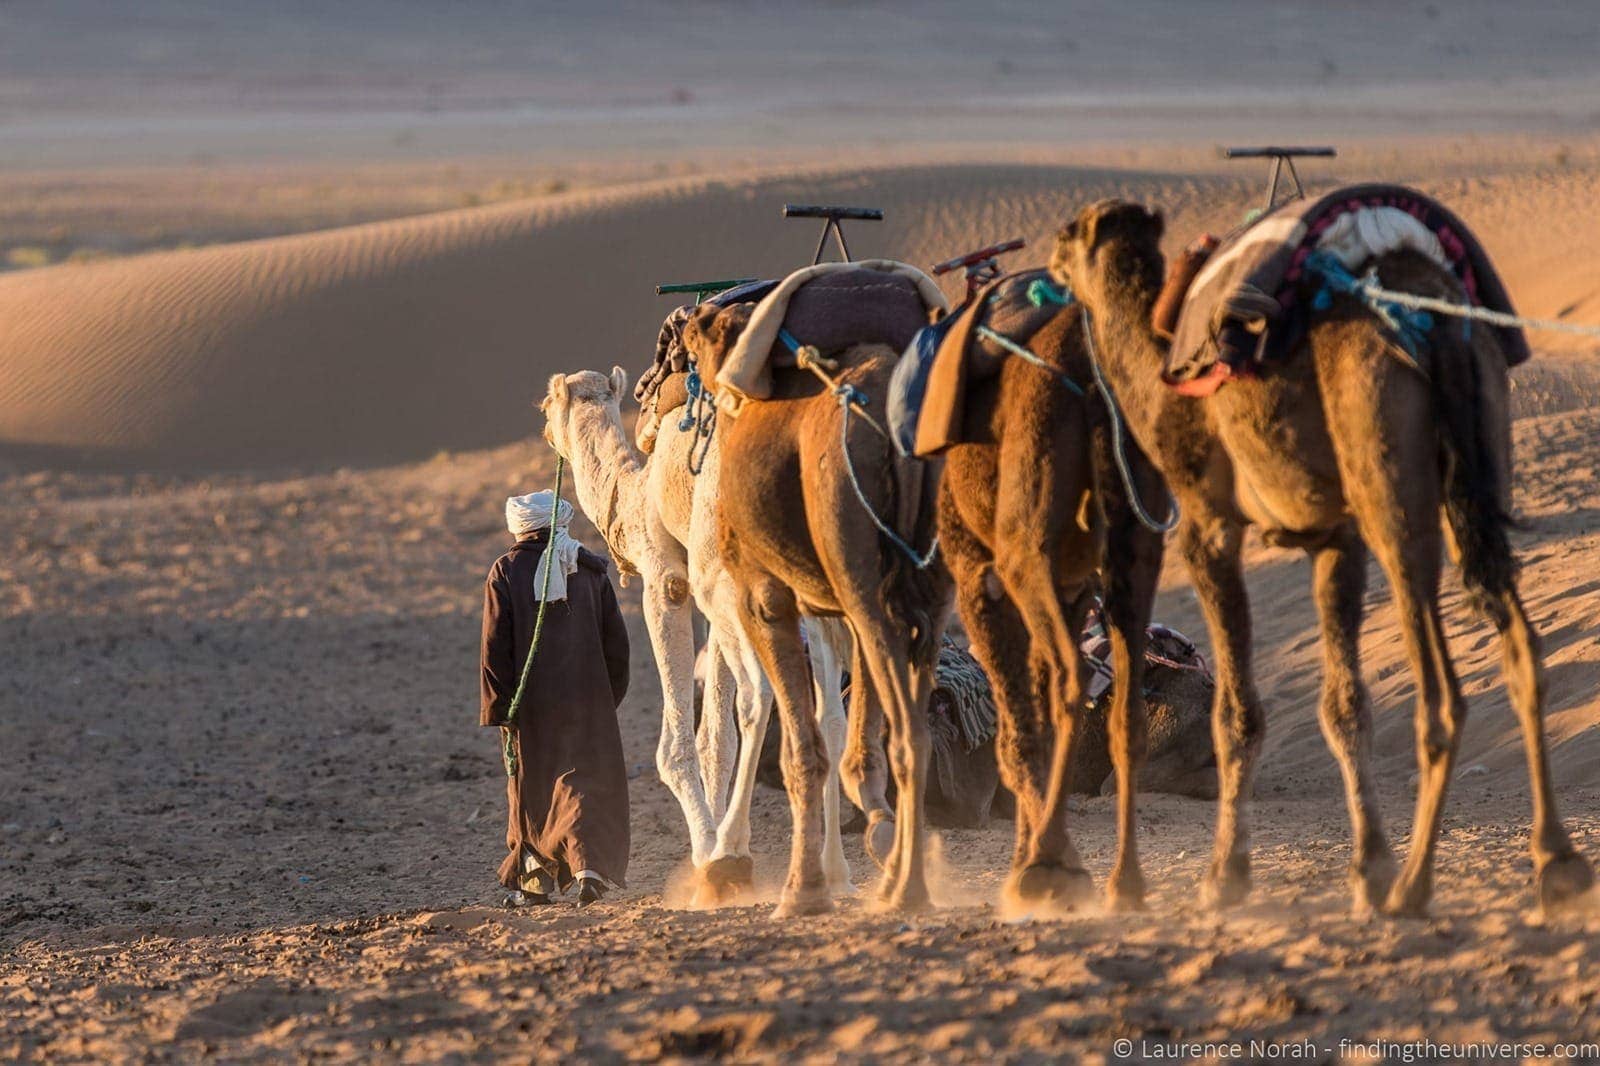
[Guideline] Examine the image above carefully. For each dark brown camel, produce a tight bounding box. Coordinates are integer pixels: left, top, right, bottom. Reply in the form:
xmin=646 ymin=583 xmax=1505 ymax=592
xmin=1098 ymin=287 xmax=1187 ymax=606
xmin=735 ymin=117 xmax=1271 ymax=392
xmin=1050 ymin=199 xmax=1594 ymax=916
xmin=684 ymin=301 xmax=950 ymax=916
xmin=937 ymin=301 xmax=1168 ymax=911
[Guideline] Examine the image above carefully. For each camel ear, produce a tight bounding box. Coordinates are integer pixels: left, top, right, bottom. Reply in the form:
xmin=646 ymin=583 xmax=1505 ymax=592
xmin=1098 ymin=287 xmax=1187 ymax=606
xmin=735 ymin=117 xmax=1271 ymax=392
xmin=1081 ymin=209 xmax=1105 ymax=254
xmin=547 ymin=372 xmax=568 ymax=407
xmin=1143 ymin=205 xmax=1166 ymax=240
xmin=609 ymin=365 xmax=628 ymax=399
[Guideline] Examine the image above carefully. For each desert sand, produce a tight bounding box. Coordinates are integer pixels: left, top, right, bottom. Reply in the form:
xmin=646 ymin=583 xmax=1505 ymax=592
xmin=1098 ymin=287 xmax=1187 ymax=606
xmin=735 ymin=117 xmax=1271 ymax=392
xmin=6 ymin=3 xmax=1600 ymax=1061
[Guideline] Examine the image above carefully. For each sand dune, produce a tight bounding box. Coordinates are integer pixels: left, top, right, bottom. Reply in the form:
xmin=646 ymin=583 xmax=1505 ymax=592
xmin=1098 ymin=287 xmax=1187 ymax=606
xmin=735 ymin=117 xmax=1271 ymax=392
xmin=4 ymin=146 xmax=1599 ymax=469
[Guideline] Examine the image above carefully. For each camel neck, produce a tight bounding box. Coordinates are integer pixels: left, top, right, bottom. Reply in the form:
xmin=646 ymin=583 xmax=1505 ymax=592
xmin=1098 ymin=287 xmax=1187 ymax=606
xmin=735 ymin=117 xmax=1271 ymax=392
xmin=1085 ymin=274 xmax=1171 ymax=448
xmin=564 ymin=408 xmax=645 ymax=572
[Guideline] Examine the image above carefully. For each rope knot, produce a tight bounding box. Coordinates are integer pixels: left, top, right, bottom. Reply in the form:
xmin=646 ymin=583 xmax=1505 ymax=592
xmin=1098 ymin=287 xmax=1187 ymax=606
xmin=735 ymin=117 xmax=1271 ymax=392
xmin=795 ymin=345 xmax=838 ymax=373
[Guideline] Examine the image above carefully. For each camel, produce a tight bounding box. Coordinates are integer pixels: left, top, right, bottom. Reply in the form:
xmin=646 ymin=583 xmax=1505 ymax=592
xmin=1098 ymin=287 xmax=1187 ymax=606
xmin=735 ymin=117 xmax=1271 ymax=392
xmin=683 ymin=299 xmax=950 ymax=916
xmin=1049 ymin=199 xmax=1594 ymax=916
xmin=936 ymin=291 xmax=1168 ymax=911
xmin=540 ymin=368 xmax=854 ymax=902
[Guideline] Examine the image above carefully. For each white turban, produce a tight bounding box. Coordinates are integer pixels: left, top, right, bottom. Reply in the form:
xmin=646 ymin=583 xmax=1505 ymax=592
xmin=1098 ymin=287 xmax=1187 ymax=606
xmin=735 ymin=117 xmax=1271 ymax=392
xmin=505 ymin=491 xmax=581 ymax=602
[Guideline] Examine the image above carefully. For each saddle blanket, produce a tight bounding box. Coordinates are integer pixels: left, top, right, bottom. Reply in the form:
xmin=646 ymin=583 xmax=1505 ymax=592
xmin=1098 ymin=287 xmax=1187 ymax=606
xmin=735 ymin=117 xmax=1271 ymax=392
xmin=889 ymin=268 xmax=1072 ymax=458
xmin=1167 ymin=183 xmax=1530 ymax=395
xmin=713 ymin=260 xmax=946 ymax=416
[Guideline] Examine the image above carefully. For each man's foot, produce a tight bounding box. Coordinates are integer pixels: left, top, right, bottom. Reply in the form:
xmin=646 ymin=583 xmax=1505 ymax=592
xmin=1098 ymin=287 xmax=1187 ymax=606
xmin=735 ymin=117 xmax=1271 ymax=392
xmin=519 ymin=868 xmax=556 ymax=897
xmin=503 ymin=889 xmax=553 ymax=908
xmin=576 ymin=877 xmax=607 ymax=907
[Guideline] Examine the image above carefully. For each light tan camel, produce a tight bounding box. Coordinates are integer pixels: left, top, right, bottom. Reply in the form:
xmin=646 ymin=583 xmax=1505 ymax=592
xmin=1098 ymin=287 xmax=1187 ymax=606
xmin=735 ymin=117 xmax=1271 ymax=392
xmin=936 ymin=297 xmax=1168 ymax=911
xmin=1050 ymin=199 xmax=1594 ymax=916
xmin=684 ymin=302 xmax=950 ymax=916
xmin=540 ymin=369 xmax=854 ymax=902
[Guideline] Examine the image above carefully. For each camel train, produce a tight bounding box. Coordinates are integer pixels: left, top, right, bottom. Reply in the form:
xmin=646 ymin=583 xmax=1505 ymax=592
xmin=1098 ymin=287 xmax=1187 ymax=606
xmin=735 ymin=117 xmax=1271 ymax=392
xmin=539 ymin=156 xmax=1595 ymax=920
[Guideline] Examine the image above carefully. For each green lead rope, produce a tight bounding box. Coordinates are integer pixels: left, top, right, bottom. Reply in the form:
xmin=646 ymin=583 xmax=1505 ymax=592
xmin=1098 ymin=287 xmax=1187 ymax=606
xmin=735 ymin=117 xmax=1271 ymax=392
xmin=501 ymin=455 xmax=566 ymax=777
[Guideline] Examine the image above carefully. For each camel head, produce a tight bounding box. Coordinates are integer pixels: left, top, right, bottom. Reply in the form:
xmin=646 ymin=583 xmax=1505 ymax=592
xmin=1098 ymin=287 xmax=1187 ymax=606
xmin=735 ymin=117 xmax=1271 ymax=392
xmin=539 ymin=366 xmax=629 ymax=459
xmin=1049 ymin=199 xmax=1165 ymax=310
xmin=681 ymin=301 xmax=755 ymax=385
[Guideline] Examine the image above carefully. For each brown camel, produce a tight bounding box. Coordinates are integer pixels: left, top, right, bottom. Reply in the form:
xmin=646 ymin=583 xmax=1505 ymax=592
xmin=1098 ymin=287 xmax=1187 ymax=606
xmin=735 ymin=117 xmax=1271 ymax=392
xmin=683 ymin=300 xmax=950 ymax=916
xmin=936 ymin=292 xmax=1168 ymax=911
xmin=1049 ymin=199 xmax=1594 ymax=916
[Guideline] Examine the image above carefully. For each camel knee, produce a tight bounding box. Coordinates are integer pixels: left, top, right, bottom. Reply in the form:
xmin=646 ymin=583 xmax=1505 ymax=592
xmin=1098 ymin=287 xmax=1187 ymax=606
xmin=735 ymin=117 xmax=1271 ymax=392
xmin=1418 ymin=704 xmax=1465 ymax=767
xmin=781 ymin=738 xmax=828 ymax=795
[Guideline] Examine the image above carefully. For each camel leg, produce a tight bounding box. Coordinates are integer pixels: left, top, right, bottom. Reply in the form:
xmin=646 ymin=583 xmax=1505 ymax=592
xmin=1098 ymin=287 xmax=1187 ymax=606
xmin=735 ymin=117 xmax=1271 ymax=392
xmin=1324 ymin=346 xmax=1473 ymax=916
xmin=831 ymin=564 xmax=936 ymax=915
xmin=697 ymin=631 xmax=737 ymax=823
xmin=958 ymin=565 xmax=1047 ymax=883
xmin=1309 ymin=527 xmax=1396 ymax=914
xmin=803 ymin=619 xmax=854 ymax=896
xmin=989 ymin=477 xmax=1099 ymax=906
xmin=1012 ymin=592 xmax=1097 ymax=909
xmin=698 ymin=606 xmax=771 ymax=903
xmin=1331 ymin=404 xmax=1462 ymax=917
xmin=1179 ymin=515 xmax=1264 ymax=908
xmin=644 ymin=573 xmax=716 ymax=866
xmin=1097 ymin=516 xmax=1164 ymax=912
xmin=1488 ymin=587 xmax=1595 ymax=909
xmin=735 ymin=578 xmax=832 ymax=918
xmin=938 ymin=507 xmax=1047 ymax=875
xmin=1370 ymin=535 xmax=1461 ymax=917
xmin=852 ymin=619 xmax=935 ymax=914
xmin=840 ymin=629 xmax=896 ymax=869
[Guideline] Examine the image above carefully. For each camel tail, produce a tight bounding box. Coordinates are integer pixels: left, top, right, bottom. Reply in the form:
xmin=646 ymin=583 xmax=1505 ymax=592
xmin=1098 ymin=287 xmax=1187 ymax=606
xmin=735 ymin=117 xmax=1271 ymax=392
xmin=1430 ymin=317 xmax=1517 ymax=626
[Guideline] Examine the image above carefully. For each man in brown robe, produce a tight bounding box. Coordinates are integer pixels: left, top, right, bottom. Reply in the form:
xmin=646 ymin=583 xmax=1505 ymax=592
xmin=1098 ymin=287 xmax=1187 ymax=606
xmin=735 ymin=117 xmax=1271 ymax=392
xmin=481 ymin=490 xmax=630 ymax=906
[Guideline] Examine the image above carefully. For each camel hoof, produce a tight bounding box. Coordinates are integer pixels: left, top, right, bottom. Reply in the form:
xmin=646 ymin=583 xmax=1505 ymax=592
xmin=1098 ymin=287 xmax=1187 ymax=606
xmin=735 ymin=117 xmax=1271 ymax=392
xmin=1382 ymin=874 xmax=1433 ymax=919
xmin=772 ymin=886 xmax=833 ymax=919
xmin=876 ymin=880 xmax=933 ymax=915
xmin=864 ymin=814 xmax=896 ymax=870
xmin=1009 ymin=863 xmax=1095 ymax=909
xmin=1350 ymin=854 xmax=1398 ymax=918
xmin=1199 ymin=856 xmax=1251 ymax=910
xmin=1537 ymin=852 xmax=1596 ymax=914
xmin=692 ymin=855 xmax=755 ymax=907
xmin=1105 ymin=872 xmax=1147 ymax=913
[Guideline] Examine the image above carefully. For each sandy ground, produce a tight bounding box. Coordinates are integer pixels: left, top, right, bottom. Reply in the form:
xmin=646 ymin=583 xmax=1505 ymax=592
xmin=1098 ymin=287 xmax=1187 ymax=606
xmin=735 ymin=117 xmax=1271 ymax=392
xmin=4 ymin=392 xmax=1600 ymax=1059
xmin=6 ymin=4 xmax=1600 ymax=1061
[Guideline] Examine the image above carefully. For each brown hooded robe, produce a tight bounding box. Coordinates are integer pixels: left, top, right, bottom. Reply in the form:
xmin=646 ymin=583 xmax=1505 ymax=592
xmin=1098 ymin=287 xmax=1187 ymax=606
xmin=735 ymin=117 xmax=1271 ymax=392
xmin=481 ymin=533 xmax=630 ymax=890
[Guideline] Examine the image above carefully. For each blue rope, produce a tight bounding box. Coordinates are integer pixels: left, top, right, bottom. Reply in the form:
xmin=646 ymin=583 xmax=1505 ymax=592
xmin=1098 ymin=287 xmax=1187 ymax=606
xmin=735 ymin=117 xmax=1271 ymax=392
xmin=1305 ymin=250 xmax=1434 ymax=355
xmin=677 ymin=368 xmax=703 ymax=432
xmin=678 ymin=364 xmax=716 ymax=475
xmin=976 ymin=325 xmax=1085 ymax=396
xmin=1027 ymin=276 xmax=1073 ymax=307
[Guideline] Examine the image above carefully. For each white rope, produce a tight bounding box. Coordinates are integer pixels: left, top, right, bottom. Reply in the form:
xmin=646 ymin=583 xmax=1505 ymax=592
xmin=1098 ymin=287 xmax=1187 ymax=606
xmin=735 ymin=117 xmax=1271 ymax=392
xmin=1354 ymin=280 xmax=1600 ymax=339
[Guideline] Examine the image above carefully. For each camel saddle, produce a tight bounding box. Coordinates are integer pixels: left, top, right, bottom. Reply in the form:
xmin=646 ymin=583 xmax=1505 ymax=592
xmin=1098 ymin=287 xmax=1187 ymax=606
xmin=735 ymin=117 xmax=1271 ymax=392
xmin=708 ymin=261 xmax=947 ymax=416
xmin=1167 ymin=183 xmax=1531 ymax=397
xmin=889 ymin=268 xmax=1072 ymax=458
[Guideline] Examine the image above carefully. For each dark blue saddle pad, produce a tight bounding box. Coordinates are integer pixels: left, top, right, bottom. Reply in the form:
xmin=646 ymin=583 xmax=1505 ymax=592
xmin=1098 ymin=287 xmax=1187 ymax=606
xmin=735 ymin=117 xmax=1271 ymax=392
xmin=887 ymin=304 xmax=966 ymax=458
